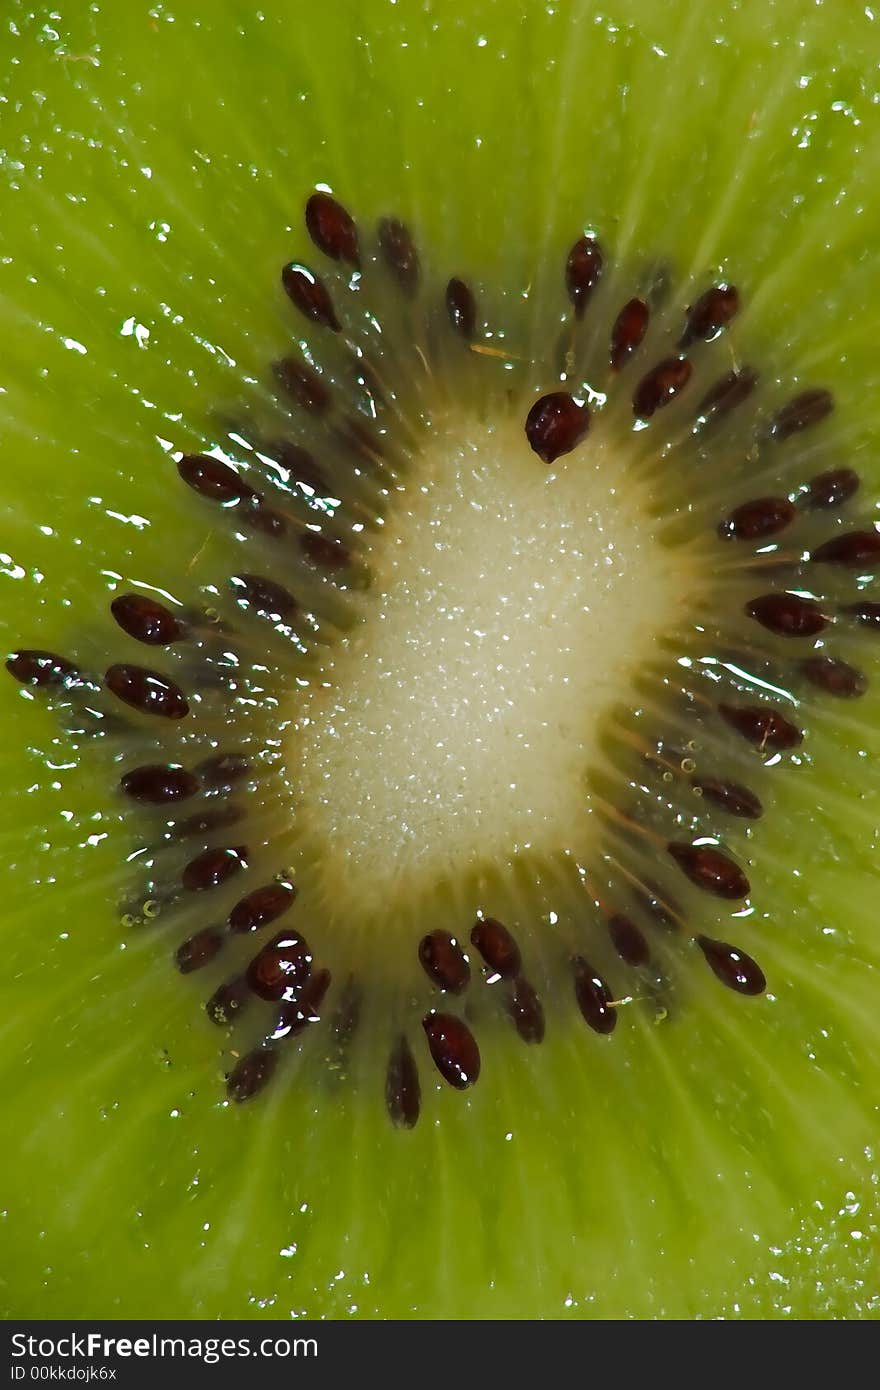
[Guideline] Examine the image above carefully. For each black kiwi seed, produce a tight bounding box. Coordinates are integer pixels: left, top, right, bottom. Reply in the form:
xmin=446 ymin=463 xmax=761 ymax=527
xmin=609 ymin=297 xmax=649 ymax=370
xmin=718 ymin=496 xmax=796 ymax=541
xmin=120 ymin=763 xmax=199 ymax=803
xmin=281 ymin=263 xmax=341 ymax=332
xmin=206 ymin=975 xmax=249 ymax=1027
xmin=6 ymin=649 xmax=80 ymax=688
xmin=273 ymin=968 xmax=332 ymax=1038
xmin=378 ymin=217 xmax=420 ymax=295
xmin=470 ymin=917 xmax=521 ymax=979
xmin=565 ymin=234 xmax=603 ymax=316
xmin=810 ymin=529 xmax=880 ymax=568
xmin=110 ymin=593 xmax=186 ymax=646
xmin=800 ymin=655 xmax=867 ymax=698
xmin=422 ymin=1012 xmax=481 ymax=1088
xmin=692 ymin=778 xmax=763 ymax=819
xmin=525 ymin=392 xmax=590 ymax=464
xmin=246 ymin=930 xmax=312 ymax=1001
xmin=607 ymin=913 xmax=650 ymax=967
xmin=842 ymin=600 xmax=880 ymax=629
xmin=718 ymin=703 xmax=803 ymax=749
xmin=506 ymin=976 xmax=546 ymax=1044
xmin=105 ymin=664 xmax=189 ymax=719
xmin=697 ymin=936 xmax=766 ymax=996
xmin=770 ymin=387 xmax=834 ymax=441
xmin=175 ymin=927 xmax=224 ymax=974
xmin=418 ymin=930 xmax=470 ymax=993
xmin=445 ymin=277 xmax=477 ymax=339
xmin=228 ymin=882 xmax=296 ymax=933
xmin=632 ymin=356 xmax=692 ymax=419
xmin=744 ymin=593 xmax=828 ymax=638
xmin=182 ymin=845 xmax=248 ymax=892
xmin=696 ymin=366 xmax=758 ymax=425
xmin=177 ymin=453 xmax=256 ymax=505
xmin=385 ymin=1035 xmax=421 ymax=1128
xmin=305 ymin=190 xmax=360 ymax=268
xmin=227 ymin=1047 xmax=279 ymax=1103
xmin=196 ymin=752 xmax=251 ymax=791
xmin=666 ymin=842 xmax=750 ymax=900
xmin=299 ymin=531 xmax=351 ymax=572
xmin=572 ymin=957 xmax=617 ymax=1035
xmin=272 ymin=357 xmax=332 ymax=415
xmin=231 ymin=573 xmax=298 ymax=620
xmin=678 ymin=283 xmax=739 ymax=349
xmin=802 ymin=467 xmax=860 ymax=509
xmin=170 ymin=804 xmax=244 ymax=840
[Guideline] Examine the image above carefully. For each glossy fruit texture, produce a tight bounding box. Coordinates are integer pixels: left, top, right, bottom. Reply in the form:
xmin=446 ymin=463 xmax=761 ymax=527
xmin=1 ymin=0 xmax=880 ymax=1320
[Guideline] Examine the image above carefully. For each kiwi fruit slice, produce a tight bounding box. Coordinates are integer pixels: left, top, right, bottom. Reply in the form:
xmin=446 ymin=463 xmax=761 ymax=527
xmin=3 ymin=0 xmax=880 ymax=1320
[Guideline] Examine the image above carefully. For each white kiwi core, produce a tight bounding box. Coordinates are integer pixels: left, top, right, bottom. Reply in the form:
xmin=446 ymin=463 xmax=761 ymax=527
xmin=289 ymin=411 xmax=690 ymax=911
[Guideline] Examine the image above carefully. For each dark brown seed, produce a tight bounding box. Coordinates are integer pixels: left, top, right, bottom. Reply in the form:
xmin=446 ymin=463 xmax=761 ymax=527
xmin=272 ymin=357 xmax=331 ymax=415
xmin=719 ymin=702 xmax=803 ymax=749
xmin=418 ymin=930 xmax=470 ymax=993
xmin=111 ymin=593 xmax=185 ymax=646
xmin=470 ymin=917 xmax=521 ymax=980
xmin=386 ymin=1035 xmax=421 ymax=1128
xmin=800 ymin=655 xmax=867 ymax=698
xmin=811 ymin=530 xmax=880 ymax=569
xmin=667 ymin=842 xmax=750 ymax=900
xmin=572 ymin=957 xmax=617 ymax=1035
xmin=175 ymin=927 xmax=223 ymax=974
xmin=331 ymin=978 xmax=362 ymax=1049
xmin=609 ymin=297 xmax=649 ymax=370
xmin=607 ymin=913 xmax=650 ymax=967
xmin=446 ymin=277 xmax=477 ymax=339
xmin=338 ymin=414 xmax=386 ymax=464
xmin=305 ymin=191 xmax=360 ymax=268
xmin=196 ymin=752 xmax=251 ymax=791
xmin=273 ymin=967 xmax=332 ymax=1038
xmin=244 ymin=498 xmax=287 ymax=538
xmin=299 ymin=531 xmax=351 ymax=571
xmin=421 ymin=1012 xmax=481 ymax=1088
xmin=679 ymin=284 xmax=739 ymax=349
xmin=632 ymin=356 xmax=692 ymax=419
xmin=171 ymin=805 xmax=244 ymax=840
xmin=744 ymin=592 xmax=827 ymax=637
xmin=631 ymin=880 xmax=679 ymax=929
xmin=525 ymin=392 xmax=590 ymax=464
xmin=281 ymin=262 xmax=340 ymax=331
xmin=6 ymin=649 xmax=79 ymax=688
xmin=843 ymin=601 xmax=880 ymax=629
xmin=205 ymin=975 xmax=249 ymax=1026
xmin=247 ymin=930 xmax=312 ymax=1001
xmin=264 ymin=440 xmax=329 ymax=495
xmin=182 ymin=844 xmax=248 ymax=892
xmin=177 ymin=453 xmax=255 ymax=506
xmin=693 ymin=778 xmax=763 ymax=819
xmin=506 ymin=976 xmax=545 ymax=1044
xmin=565 ymin=235 xmax=603 ymax=317
xmin=770 ymin=388 xmax=834 ymax=441
xmin=105 ymin=664 xmax=189 ymax=719
xmin=120 ymin=763 xmax=198 ymax=804
xmin=378 ymin=217 xmax=420 ymax=295
xmin=227 ymin=1046 xmax=278 ymax=1103
xmin=802 ymin=468 xmax=860 ymax=510
xmin=697 ymin=935 xmax=766 ymax=996
xmin=718 ymin=496 xmax=796 ymax=541
xmin=229 ymin=882 xmax=296 ymax=933
xmin=232 ymin=573 xmax=298 ymax=620
xmin=696 ymin=366 xmax=758 ymax=424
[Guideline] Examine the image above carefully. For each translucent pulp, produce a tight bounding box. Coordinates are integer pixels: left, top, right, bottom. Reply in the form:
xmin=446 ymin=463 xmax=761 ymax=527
xmin=290 ymin=412 xmax=687 ymax=909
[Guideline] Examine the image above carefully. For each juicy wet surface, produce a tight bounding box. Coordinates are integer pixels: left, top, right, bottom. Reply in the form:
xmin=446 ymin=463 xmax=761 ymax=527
xmin=291 ymin=411 xmax=688 ymax=909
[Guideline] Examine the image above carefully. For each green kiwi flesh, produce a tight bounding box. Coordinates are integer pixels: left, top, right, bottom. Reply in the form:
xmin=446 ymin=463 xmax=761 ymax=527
xmin=2 ymin=0 xmax=880 ymax=1320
